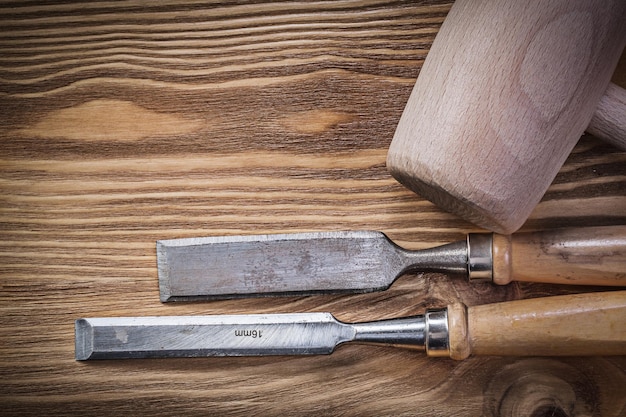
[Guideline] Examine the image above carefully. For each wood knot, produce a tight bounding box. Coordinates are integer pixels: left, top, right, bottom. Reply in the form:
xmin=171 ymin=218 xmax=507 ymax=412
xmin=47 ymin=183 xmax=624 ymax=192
xmin=482 ymin=359 xmax=601 ymax=417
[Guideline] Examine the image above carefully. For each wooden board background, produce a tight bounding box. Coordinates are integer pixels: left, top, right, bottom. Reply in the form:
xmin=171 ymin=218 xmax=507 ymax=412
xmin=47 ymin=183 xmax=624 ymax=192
xmin=1 ymin=1 xmax=625 ymax=416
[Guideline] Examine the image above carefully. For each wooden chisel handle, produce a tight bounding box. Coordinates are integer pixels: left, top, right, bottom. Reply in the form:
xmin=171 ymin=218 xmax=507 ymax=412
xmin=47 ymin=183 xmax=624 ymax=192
xmin=445 ymin=290 xmax=626 ymax=360
xmin=468 ymin=226 xmax=626 ymax=286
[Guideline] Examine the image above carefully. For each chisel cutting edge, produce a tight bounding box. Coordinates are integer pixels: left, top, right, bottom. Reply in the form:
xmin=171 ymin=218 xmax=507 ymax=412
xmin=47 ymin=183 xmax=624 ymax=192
xmin=76 ymin=291 xmax=626 ymax=360
xmin=156 ymin=226 xmax=626 ymax=302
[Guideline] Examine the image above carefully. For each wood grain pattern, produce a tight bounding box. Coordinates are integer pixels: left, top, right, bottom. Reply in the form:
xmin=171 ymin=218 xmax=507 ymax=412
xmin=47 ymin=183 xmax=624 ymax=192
xmin=0 ymin=1 xmax=625 ymax=416
xmin=462 ymin=291 xmax=626 ymax=358
xmin=490 ymin=226 xmax=626 ymax=286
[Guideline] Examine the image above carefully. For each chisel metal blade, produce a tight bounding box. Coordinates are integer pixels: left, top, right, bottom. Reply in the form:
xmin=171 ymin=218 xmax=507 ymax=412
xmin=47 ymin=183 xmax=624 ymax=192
xmin=157 ymin=231 xmax=469 ymax=302
xmin=74 ymin=312 xmax=432 ymax=360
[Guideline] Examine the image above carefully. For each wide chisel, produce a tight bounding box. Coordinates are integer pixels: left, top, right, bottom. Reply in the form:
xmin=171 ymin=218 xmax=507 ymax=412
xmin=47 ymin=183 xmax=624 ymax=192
xmin=76 ymin=291 xmax=626 ymax=360
xmin=156 ymin=226 xmax=626 ymax=302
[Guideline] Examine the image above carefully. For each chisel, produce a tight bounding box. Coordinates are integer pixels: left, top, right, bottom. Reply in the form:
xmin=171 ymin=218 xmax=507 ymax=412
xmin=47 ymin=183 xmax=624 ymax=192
xmin=156 ymin=226 xmax=626 ymax=302
xmin=75 ymin=291 xmax=626 ymax=360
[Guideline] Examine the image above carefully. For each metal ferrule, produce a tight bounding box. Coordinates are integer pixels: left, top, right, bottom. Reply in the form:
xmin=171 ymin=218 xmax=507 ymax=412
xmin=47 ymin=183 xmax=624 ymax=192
xmin=424 ymin=308 xmax=450 ymax=357
xmin=352 ymin=316 xmax=426 ymax=349
xmin=467 ymin=233 xmax=493 ymax=282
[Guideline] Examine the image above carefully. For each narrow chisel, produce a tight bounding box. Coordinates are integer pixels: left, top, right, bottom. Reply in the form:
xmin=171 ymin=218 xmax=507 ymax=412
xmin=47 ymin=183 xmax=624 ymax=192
xmin=156 ymin=226 xmax=626 ymax=302
xmin=76 ymin=291 xmax=626 ymax=360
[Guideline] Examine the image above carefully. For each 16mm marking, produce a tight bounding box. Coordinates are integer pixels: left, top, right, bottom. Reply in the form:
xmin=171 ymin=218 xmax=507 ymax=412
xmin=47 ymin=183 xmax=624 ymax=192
xmin=234 ymin=329 xmax=263 ymax=338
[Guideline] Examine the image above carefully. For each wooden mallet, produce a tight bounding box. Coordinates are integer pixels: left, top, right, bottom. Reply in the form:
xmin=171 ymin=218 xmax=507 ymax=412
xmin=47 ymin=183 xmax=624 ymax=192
xmin=387 ymin=0 xmax=626 ymax=234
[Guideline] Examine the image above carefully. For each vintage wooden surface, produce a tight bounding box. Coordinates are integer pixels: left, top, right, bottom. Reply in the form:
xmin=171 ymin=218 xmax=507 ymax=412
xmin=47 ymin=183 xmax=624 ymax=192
xmin=1 ymin=1 xmax=625 ymax=416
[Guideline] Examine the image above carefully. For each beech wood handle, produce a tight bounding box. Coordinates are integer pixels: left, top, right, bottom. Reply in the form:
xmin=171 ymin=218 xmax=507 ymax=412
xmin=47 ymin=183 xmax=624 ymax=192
xmin=491 ymin=226 xmax=626 ymax=286
xmin=588 ymin=83 xmax=626 ymax=151
xmin=447 ymin=291 xmax=626 ymax=360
